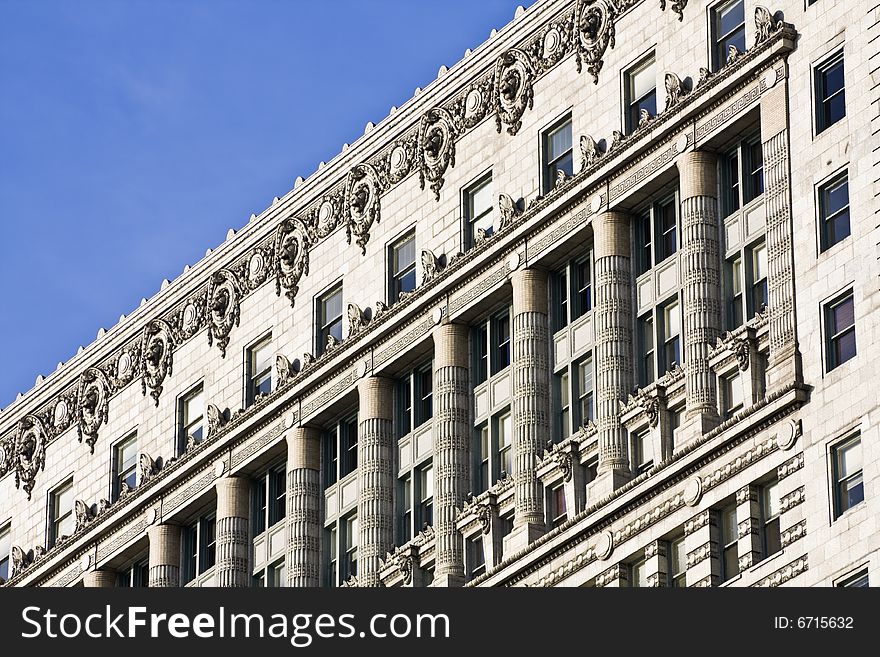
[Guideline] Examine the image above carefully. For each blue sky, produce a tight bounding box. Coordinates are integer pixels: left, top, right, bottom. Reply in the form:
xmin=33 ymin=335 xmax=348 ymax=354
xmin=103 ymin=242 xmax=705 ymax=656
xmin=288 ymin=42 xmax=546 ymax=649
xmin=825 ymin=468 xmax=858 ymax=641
xmin=0 ymin=0 xmax=535 ymax=408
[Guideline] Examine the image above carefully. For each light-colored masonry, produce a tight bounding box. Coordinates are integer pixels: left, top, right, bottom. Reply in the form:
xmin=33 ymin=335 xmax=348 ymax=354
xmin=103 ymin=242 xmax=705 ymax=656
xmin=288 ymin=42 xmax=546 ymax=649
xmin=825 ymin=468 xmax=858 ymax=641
xmin=0 ymin=0 xmax=877 ymax=589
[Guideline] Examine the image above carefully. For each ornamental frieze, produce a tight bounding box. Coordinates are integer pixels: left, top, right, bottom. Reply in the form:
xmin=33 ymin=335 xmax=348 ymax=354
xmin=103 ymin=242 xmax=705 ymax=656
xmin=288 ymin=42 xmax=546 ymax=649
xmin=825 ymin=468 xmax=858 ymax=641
xmin=273 ymin=217 xmax=311 ymax=308
xmin=493 ymin=48 xmax=535 ymax=136
xmin=140 ymin=319 xmax=175 ymax=406
xmin=573 ymin=0 xmax=616 ymax=83
xmin=206 ymin=269 xmax=242 ymax=358
xmin=345 ymin=163 xmax=385 ymax=254
xmin=76 ymin=367 xmax=111 ymax=453
xmin=418 ymin=107 xmax=458 ymax=200
xmin=14 ymin=414 xmax=48 ymax=500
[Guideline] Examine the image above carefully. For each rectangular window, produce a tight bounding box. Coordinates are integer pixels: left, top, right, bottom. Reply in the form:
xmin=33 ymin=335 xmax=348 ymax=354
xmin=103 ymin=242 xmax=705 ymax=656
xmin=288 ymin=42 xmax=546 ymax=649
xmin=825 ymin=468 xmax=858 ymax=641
xmin=630 ymin=558 xmax=648 ymax=588
xmin=497 ymin=412 xmax=513 ymax=479
xmin=638 ymin=313 xmax=655 ymax=387
xmin=556 ymin=371 xmax=570 ymax=441
xmin=246 ymin=335 xmax=273 ymax=406
xmin=816 ymin=51 xmax=845 ymax=133
xmin=398 ymin=364 xmax=433 ymax=437
xmin=577 ymin=356 xmax=594 ymax=426
xmin=625 ymin=53 xmax=656 ymax=133
xmin=468 ymin=536 xmax=486 ymax=579
xmin=400 ymin=474 xmax=413 ymax=544
xmin=118 ymin=559 xmax=149 ymax=588
xmin=317 ymin=285 xmax=343 ymax=356
xmin=636 ymin=212 xmax=653 ymax=276
xmin=474 ymin=324 xmax=489 ymax=385
xmin=825 ymin=291 xmax=856 ymax=371
xmin=542 ymin=116 xmax=573 ymax=192
xmin=475 ymin=424 xmax=490 ymax=494
xmin=712 ymin=0 xmax=746 ymax=70
xmin=761 ymin=480 xmax=781 ymax=559
xmin=551 ymin=255 xmax=593 ymax=331
xmin=723 ymin=372 xmax=744 ymax=418
xmin=552 ymin=267 xmax=569 ymax=332
xmin=750 ymin=243 xmax=768 ymax=317
xmin=415 ymin=365 xmax=433 ymax=427
xmin=574 ymin=257 xmax=592 ymax=318
xmin=343 ymin=515 xmax=358 ymax=581
xmin=721 ymin=136 xmax=764 ymax=217
xmin=182 ymin=513 xmax=216 ymax=584
xmin=669 ymin=536 xmax=687 ymax=587
xmin=819 ymin=172 xmax=850 ymax=251
xmin=661 ymin=300 xmax=681 ymax=374
xmin=726 ymin=255 xmax=744 ymax=329
xmin=720 ymin=505 xmax=739 ymax=581
xmin=390 ymin=231 xmax=417 ymax=301
xmin=655 ymin=197 xmax=678 ymax=263
xmin=744 ymin=139 xmax=764 ymax=203
xmin=253 ymin=464 xmax=286 ymax=536
xmin=833 ymin=435 xmax=863 ymax=519
xmin=179 ymin=384 xmax=205 ymax=452
xmin=492 ymin=312 xmax=511 ymax=373
xmin=0 ymin=524 xmax=10 ymax=583
xmin=838 ymin=569 xmax=869 ymax=588
xmin=633 ymin=430 xmax=653 ymax=475
xmin=418 ymin=464 xmax=434 ymax=529
xmin=112 ymin=434 xmax=138 ymax=501
xmin=323 ymin=415 xmax=358 ymax=487
xmin=551 ymin=484 xmax=567 ymax=528
xmin=465 ymin=174 xmax=494 ymax=246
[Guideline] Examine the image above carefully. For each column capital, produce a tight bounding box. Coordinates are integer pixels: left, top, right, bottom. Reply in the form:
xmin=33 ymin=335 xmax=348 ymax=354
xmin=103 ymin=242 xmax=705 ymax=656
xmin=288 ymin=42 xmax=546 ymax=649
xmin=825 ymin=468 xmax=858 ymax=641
xmin=592 ymin=211 xmax=631 ymax=258
xmin=216 ymin=475 xmax=250 ymax=519
xmin=676 ymin=150 xmax=718 ymax=198
xmin=432 ymin=321 xmax=469 ymax=369
xmin=510 ymin=267 xmax=548 ymax=315
xmin=83 ymin=569 xmax=117 ymax=587
xmin=357 ymin=375 xmax=394 ymax=421
xmin=287 ymin=426 xmax=321 ymax=471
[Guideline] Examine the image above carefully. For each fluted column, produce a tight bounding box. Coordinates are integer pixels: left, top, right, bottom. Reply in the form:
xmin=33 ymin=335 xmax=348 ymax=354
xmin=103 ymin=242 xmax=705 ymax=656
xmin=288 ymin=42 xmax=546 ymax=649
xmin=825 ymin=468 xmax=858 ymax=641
xmin=503 ymin=267 xmax=550 ymax=555
xmin=83 ymin=568 xmax=116 ymax=587
xmin=147 ymin=523 xmax=181 ymax=587
xmin=215 ymin=476 xmax=250 ymax=587
xmin=677 ymin=150 xmax=722 ymax=442
xmin=286 ymin=427 xmax=321 ymax=587
xmin=431 ymin=321 xmax=470 ymax=587
xmin=357 ymin=376 xmax=395 ymax=587
xmin=590 ymin=211 xmax=633 ymax=497
xmin=760 ymin=79 xmax=802 ymax=389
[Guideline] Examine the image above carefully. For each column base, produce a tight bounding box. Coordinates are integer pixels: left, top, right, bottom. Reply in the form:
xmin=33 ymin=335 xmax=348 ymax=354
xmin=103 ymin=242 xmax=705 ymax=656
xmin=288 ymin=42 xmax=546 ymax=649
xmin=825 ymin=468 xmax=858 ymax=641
xmin=676 ymin=411 xmax=721 ymax=448
xmin=502 ymin=522 xmax=545 ymax=557
xmin=430 ymin=572 xmax=466 ymax=588
xmin=587 ymin=469 xmax=631 ymax=503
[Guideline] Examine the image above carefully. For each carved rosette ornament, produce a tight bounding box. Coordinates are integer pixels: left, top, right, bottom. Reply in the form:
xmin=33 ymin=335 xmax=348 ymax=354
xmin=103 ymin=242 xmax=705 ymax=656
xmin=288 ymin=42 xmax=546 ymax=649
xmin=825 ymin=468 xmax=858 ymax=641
xmin=76 ymin=366 xmax=111 ymax=453
xmin=418 ymin=107 xmax=458 ymax=200
xmin=140 ymin=319 xmax=175 ymax=407
xmin=493 ymin=49 xmax=535 ymax=136
xmin=14 ymin=415 xmax=47 ymax=500
xmin=453 ymin=76 xmax=494 ymax=131
xmin=497 ymin=194 xmax=521 ymax=231
xmin=273 ymin=217 xmax=311 ymax=309
xmin=754 ymin=6 xmax=783 ymax=44
xmin=246 ymin=248 xmax=270 ymax=290
xmin=345 ymin=163 xmax=384 ymax=254
xmin=573 ymin=0 xmax=616 ymax=84
xmin=664 ymin=72 xmax=687 ymax=111
xmin=206 ymin=269 xmax=242 ymax=358
xmin=312 ymin=195 xmax=342 ymax=240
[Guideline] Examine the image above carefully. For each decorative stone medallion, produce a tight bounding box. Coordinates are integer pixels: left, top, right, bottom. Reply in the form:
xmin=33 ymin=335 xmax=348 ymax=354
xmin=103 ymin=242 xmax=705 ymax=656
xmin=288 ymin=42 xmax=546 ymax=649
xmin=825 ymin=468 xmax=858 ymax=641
xmin=273 ymin=217 xmax=311 ymax=307
xmin=574 ymin=0 xmax=616 ymax=84
xmin=247 ymin=249 xmax=269 ymax=289
xmin=684 ymin=476 xmax=703 ymax=507
xmin=140 ymin=319 xmax=175 ymax=407
xmin=14 ymin=415 xmax=48 ymax=500
xmin=206 ymin=269 xmax=242 ymax=358
xmin=315 ymin=197 xmax=339 ymax=238
xmin=419 ymin=107 xmax=458 ymax=200
xmin=594 ymin=530 xmax=614 ymax=560
xmin=345 ymin=163 xmax=383 ymax=254
xmin=494 ymin=48 xmax=535 ymax=136
xmin=76 ymin=367 xmax=111 ymax=453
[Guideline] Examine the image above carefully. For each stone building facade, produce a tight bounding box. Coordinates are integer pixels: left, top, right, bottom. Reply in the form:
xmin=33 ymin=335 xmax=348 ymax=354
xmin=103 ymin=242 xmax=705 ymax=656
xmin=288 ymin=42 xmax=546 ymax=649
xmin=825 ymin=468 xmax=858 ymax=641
xmin=0 ymin=0 xmax=877 ymax=589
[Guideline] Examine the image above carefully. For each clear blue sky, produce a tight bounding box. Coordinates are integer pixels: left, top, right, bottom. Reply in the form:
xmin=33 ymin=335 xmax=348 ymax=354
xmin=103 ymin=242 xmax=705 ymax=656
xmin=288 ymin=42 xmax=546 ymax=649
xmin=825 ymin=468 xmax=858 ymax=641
xmin=0 ymin=0 xmax=535 ymax=409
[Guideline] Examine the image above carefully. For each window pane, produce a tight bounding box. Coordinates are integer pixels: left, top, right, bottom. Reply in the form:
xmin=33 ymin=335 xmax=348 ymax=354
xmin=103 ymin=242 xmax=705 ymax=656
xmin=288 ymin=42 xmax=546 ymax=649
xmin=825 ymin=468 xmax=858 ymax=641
xmin=498 ymin=414 xmax=511 ymax=450
xmin=822 ymin=60 xmax=845 ymax=99
xmin=120 ymin=438 xmax=138 ymax=472
xmin=831 ymin=297 xmax=854 ymax=335
xmin=753 ymin=244 xmax=767 ymax=281
xmin=470 ymin=179 xmax=493 ymax=218
xmin=630 ymin=59 xmax=655 ymax=101
xmin=763 ymin=481 xmax=780 ymax=518
xmin=665 ymin=302 xmax=680 ymax=337
xmin=547 ymin=121 xmax=572 ymax=161
xmin=394 ymin=236 xmax=416 ymax=273
xmin=717 ymin=0 xmax=744 ymax=37
xmin=722 ymin=507 xmax=737 ymax=542
xmin=324 ymin=289 xmax=343 ymax=323
xmin=838 ymin=439 xmax=862 ymax=479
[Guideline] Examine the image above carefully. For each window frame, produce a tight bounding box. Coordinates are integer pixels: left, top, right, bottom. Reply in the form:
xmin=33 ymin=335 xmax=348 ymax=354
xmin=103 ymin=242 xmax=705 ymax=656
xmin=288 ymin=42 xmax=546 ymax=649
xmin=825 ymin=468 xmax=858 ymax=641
xmin=316 ymin=283 xmax=344 ymax=357
xmin=245 ymin=334 xmax=273 ymax=407
xmin=814 ymin=50 xmax=846 ymax=134
xmin=118 ymin=558 xmax=149 ymax=588
xmin=178 ymin=383 xmax=205 ymax=453
xmin=824 ymin=289 xmax=856 ymax=372
xmin=634 ymin=193 xmax=679 ymax=277
xmin=551 ymin=252 xmax=594 ymax=332
xmin=388 ymin=229 xmax=417 ymax=303
xmin=397 ymin=362 xmax=433 ymax=439
xmin=760 ymin=480 xmax=781 ymax=560
xmin=837 ymin=568 xmax=869 ymax=588
xmin=720 ymin=504 xmax=739 ymax=582
xmin=325 ymin=513 xmax=358 ymax=587
xmin=48 ymin=478 xmax=75 ymax=549
xmin=541 ymin=113 xmax=573 ymax=193
xmin=710 ymin=0 xmax=746 ymax=71
xmin=817 ymin=170 xmax=850 ymax=252
xmin=252 ymin=460 xmax=287 ymax=537
xmin=623 ymin=51 xmax=657 ymax=134
xmin=111 ymin=432 xmax=138 ymax=502
xmin=463 ymin=172 xmax=494 ymax=249
xmin=473 ymin=409 xmax=512 ymax=494
xmin=323 ymin=414 xmax=359 ymax=488
xmin=831 ymin=433 xmax=864 ymax=520
xmin=720 ymin=136 xmax=764 ymax=219
xmin=182 ymin=513 xmax=217 ymax=585
xmin=669 ymin=535 xmax=687 ymax=587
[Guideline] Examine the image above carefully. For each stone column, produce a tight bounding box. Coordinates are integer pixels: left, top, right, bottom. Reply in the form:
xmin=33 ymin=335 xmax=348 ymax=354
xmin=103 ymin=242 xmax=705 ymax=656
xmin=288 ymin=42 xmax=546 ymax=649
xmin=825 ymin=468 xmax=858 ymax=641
xmin=644 ymin=539 xmax=668 ymax=588
xmin=684 ymin=509 xmax=720 ymax=587
xmin=215 ymin=476 xmax=250 ymax=587
xmin=590 ymin=211 xmax=633 ymax=498
xmin=760 ymin=78 xmax=802 ymax=390
xmin=83 ymin=569 xmax=116 ymax=587
xmin=431 ymin=322 xmax=470 ymax=587
xmin=503 ymin=268 xmax=550 ymax=554
xmin=735 ymin=484 xmax=762 ymax=572
xmin=147 ymin=524 xmax=181 ymax=587
xmin=357 ymin=376 xmax=395 ymax=587
xmin=677 ymin=151 xmax=722 ymax=442
xmin=286 ymin=427 xmax=321 ymax=587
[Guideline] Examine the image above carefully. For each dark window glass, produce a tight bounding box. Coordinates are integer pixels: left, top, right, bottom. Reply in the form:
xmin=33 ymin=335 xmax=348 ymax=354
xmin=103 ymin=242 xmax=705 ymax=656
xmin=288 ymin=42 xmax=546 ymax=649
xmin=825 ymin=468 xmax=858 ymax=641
xmin=493 ymin=313 xmax=510 ymax=373
xmin=639 ymin=314 xmax=655 ymax=387
xmin=113 ymin=435 xmax=138 ymax=501
xmin=574 ymin=258 xmax=592 ymax=317
xmin=247 ymin=336 xmax=272 ymax=406
xmin=465 ymin=175 xmax=493 ymax=247
xmin=552 ymin=268 xmax=568 ymax=332
xmin=744 ymin=140 xmax=764 ymax=203
xmin=341 ymin=417 xmax=358 ymax=477
xmin=391 ymin=233 xmax=417 ymax=300
xmin=834 ymin=437 xmax=863 ymax=518
xmin=269 ymin=467 xmax=286 ymax=527
xmin=817 ymin=53 xmax=846 ymax=133
xmin=762 ymin=481 xmax=781 ymax=559
xmin=826 ymin=293 xmax=856 ymax=370
xmin=415 ymin=366 xmax=433 ymax=426
xmin=626 ymin=55 xmax=656 ymax=133
xmin=721 ymin=505 xmax=739 ymax=581
xmin=543 ymin=118 xmax=573 ymax=192
xmin=714 ymin=0 xmax=746 ymax=69
xmin=655 ymin=198 xmax=677 ymax=262
xmin=474 ymin=325 xmax=488 ymax=385
xmin=324 ymin=431 xmax=339 ymax=487
xmin=317 ymin=286 xmax=343 ymax=356
xmin=819 ymin=174 xmax=850 ymax=251
xmin=838 ymin=570 xmax=869 ymax=588
xmin=636 ymin=212 xmax=652 ymax=276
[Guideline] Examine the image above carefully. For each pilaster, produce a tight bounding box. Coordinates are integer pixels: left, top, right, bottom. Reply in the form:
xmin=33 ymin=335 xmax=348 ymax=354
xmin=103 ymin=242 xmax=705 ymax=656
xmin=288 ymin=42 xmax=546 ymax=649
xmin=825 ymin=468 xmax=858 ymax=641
xmin=215 ymin=475 xmax=250 ymax=587
xmin=147 ymin=523 xmax=181 ymax=588
xmin=286 ymin=427 xmax=322 ymax=587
